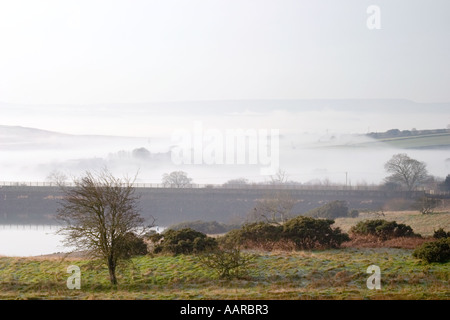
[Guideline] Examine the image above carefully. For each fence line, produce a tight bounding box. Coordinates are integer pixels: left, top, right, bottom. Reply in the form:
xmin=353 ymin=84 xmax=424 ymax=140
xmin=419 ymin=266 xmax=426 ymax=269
xmin=0 ymin=224 xmax=57 ymax=230
xmin=0 ymin=180 xmax=449 ymax=196
xmin=0 ymin=180 xmax=384 ymax=190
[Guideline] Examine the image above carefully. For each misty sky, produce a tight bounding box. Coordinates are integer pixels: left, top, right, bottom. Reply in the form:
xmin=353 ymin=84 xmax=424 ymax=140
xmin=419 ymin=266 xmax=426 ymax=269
xmin=0 ymin=0 xmax=449 ymax=185
xmin=1 ymin=0 xmax=450 ymax=106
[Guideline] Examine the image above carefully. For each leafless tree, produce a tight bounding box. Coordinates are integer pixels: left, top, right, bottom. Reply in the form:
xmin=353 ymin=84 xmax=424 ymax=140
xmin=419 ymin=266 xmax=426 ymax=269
xmin=270 ymin=168 xmax=288 ymax=185
xmin=162 ymin=171 xmax=193 ymax=188
xmin=384 ymin=153 xmax=429 ymax=191
xmin=56 ymin=169 xmax=152 ymax=285
xmin=46 ymin=170 xmax=68 ymax=186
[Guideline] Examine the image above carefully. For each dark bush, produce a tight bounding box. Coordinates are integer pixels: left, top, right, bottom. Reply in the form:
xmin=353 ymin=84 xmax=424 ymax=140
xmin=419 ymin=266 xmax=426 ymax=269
xmin=219 ymin=222 xmax=283 ymax=249
xmin=350 ymin=219 xmax=418 ymax=240
xmin=303 ymin=201 xmax=352 ymax=219
xmin=168 ymin=220 xmax=239 ymax=234
xmin=118 ymin=232 xmax=148 ymax=258
xmin=221 ymin=217 xmax=349 ymax=250
xmin=283 ymin=216 xmax=350 ymax=249
xmin=152 ymin=228 xmax=217 ymax=255
xmin=413 ymin=238 xmax=450 ymax=263
xmin=238 ymin=222 xmax=283 ymax=243
xmin=433 ymin=228 xmax=450 ymax=239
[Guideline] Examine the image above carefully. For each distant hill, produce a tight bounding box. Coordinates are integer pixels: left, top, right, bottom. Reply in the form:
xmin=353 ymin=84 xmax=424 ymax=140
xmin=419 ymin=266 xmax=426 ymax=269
xmin=364 ymin=128 xmax=450 ymax=150
xmin=0 ymin=124 xmax=152 ymax=150
xmin=367 ymin=128 xmax=449 ymax=140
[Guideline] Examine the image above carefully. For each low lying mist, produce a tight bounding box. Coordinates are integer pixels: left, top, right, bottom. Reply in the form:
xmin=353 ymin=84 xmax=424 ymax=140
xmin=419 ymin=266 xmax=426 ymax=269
xmin=1 ymin=100 xmax=448 ymax=185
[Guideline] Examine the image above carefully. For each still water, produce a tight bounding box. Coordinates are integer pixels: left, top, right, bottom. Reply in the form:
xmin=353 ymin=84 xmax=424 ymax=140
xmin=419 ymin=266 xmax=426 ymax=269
xmin=0 ymin=225 xmax=68 ymax=257
xmin=0 ymin=225 xmax=165 ymax=257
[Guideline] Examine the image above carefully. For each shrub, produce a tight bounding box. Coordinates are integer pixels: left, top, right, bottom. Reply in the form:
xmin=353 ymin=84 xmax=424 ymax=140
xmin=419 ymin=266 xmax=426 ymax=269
xmin=303 ymin=201 xmax=352 ymax=219
xmin=152 ymin=228 xmax=217 ymax=255
xmin=168 ymin=220 xmax=239 ymax=234
xmin=119 ymin=232 xmax=148 ymax=258
xmin=413 ymin=238 xmax=450 ymax=263
xmin=219 ymin=222 xmax=283 ymax=250
xmin=238 ymin=222 xmax=283 ymax=243
xmin=433 ymin=228 xmax=450 ymax=239
xmin=283 ymin=216 xmax=350 ymax=249
xmin=198 ymin=246 xmax=256 ymax=279
xmin=350 ymin=219 xmax=418 ymax=240
xmin=221 ymin=217 xmax=349 ymax=250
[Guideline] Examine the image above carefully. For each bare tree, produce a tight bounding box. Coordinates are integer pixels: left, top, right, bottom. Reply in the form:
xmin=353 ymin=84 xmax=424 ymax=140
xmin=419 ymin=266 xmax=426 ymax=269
xmin=162 ymin=171 xmax=193 ymax=188
xmin=384 ymin=153 xmax=429 ymax=191
xmin=56 ymin=169 xmax=152 ymax=285
xmin=249 ymin=191 xmax=296 ymax=224
xmin=46 ymin=170 xmax=68 ymax=186
xmin=270 ymin=168 xmax=288 ymax=185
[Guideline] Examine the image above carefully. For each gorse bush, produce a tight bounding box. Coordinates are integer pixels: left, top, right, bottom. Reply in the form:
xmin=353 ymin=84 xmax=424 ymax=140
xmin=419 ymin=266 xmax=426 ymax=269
xmin=350 ymin=219 xmax=418 ymax=240
xmin=433 ymin=228 xmax=450 ymax=239
xmin=413 ymin=238 xmax=450 ymax=263
xmin=283 ymin=216 xmax=350 ymax=250
xmin=168 ymin=220 xmax=239 ymax=234
xmin=229 ymin=222 xmax=282 ymax=243
xmin=221 ymin=216 xmax=349 ymax=250
xmin=119 ymin=232 xmax=148 ymax=258
xmin=303 ymin=200 xmax=357 ymax=219
xmin=150 ymin=228 xmax=217 ymax=255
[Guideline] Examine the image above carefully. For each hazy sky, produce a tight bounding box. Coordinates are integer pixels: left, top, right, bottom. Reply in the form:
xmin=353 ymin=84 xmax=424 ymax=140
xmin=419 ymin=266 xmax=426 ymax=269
xmin=1 ymin=0 xmax=450 ymax=105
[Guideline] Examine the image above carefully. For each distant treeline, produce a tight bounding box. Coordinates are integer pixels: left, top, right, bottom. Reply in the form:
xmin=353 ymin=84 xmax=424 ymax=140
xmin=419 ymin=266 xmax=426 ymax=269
xmin=367 ymin=128 xmax=449 ymax=140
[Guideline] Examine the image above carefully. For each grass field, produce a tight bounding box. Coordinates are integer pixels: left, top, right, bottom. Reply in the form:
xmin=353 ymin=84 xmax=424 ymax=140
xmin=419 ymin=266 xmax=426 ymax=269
xmin=0 ymin=211 xmax=449 ymax=300
xmin=0 ymin=248 xmax=448 ymax=300
xmin=334 ymin=211 xmax=450 ymax=237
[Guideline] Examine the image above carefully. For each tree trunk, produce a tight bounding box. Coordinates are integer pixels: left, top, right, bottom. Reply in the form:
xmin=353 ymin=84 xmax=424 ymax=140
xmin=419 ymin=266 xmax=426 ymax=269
xmin=108 ymin=256 xmax=118 ymax=285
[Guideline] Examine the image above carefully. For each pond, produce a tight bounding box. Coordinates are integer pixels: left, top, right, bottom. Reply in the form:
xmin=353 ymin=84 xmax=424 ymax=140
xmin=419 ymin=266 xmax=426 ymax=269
xmin=0 ymin=225 xmax=165 ymax=257
xmin=0 ymin=225 xmax=68 ymax=257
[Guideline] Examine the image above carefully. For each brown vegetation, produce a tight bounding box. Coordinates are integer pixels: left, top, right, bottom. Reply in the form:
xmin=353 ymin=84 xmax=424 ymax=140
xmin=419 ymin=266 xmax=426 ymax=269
xmin=341 ymin=235 xmax=435 ymax=249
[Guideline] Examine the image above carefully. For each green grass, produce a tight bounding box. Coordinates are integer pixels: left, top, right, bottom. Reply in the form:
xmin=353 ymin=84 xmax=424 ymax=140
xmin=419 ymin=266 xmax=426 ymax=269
xmin=0 ymin=248 xmax=448 ymax=300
